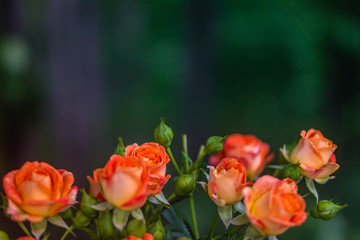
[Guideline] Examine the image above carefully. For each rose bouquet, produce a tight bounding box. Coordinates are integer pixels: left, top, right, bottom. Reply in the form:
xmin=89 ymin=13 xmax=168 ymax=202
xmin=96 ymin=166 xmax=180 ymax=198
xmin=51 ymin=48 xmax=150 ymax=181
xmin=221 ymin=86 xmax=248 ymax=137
xmin=0 ymin=119 xmax=347 ymax=240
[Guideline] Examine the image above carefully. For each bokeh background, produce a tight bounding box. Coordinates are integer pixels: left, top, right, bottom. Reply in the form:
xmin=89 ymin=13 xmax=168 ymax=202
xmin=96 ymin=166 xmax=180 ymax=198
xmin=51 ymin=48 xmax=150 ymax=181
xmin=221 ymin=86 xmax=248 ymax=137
xmin=0 ymin=0 xmax=359 ymax=239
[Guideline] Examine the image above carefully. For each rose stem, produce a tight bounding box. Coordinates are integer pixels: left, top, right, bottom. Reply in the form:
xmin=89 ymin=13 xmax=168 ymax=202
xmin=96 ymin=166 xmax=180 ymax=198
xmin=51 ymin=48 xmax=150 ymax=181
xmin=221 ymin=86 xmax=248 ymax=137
xmin=18 ymin=222 xmax=32 ymax=237
xmin=189 ymin=193 xmax=199 ymax=239
xmin=59 ymin=225 xmax=74 ymax=240
xmin=182 ymin=134 xmax=189 ymax=172
xmin=208 ymin=210 xmax=219 ymax=239
xmin=166 ymin=147 xmax=182 ymax=175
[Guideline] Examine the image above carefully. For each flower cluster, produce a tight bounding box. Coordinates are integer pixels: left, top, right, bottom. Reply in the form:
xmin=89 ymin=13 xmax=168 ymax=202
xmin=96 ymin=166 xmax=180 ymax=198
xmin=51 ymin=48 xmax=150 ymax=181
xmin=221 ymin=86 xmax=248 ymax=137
xmin=0 ymin=121 xmax=346 ymax=240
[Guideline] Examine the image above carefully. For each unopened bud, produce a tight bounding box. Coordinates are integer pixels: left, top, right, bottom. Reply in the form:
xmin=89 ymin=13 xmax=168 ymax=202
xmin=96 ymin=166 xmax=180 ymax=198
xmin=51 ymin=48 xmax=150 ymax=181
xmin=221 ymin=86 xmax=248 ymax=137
xmin=310 ymin=200 xmax=348 ymax=220
xmin=80 ymin=189 xmax=99 ymax=219
xmin=154 ymin=119 xmax=173 ymax=148
xmin=148 ymin=219 xmax=165 ymax=240
xmin=282 ymin=163 xmax=301 ymax=181
xmin=114 ymin=137 xmax=126 ymax=156
xmin=73 ymin=210 xmax=92 ymax=229
xmin=174 ymin=174 xmax=196 ymax=196
xmin=98 ymin=210 xmax=116 ymax=239
xmin=0 ymin=230 xmax=9 ymax=240
xmin=126 ymin=219 xmax=146 ymax=238
xmin=59 ymin=208 xmax=73 ymax=220
xmin=205 ymin=136 xmax=226 ymax=155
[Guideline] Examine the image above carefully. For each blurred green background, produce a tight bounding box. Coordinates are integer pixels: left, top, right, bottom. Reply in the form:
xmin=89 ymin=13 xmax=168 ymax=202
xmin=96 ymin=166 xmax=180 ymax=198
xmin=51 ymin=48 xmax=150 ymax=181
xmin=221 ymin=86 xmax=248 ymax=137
xmin=0 ymin=0 xmax=359 ymax=239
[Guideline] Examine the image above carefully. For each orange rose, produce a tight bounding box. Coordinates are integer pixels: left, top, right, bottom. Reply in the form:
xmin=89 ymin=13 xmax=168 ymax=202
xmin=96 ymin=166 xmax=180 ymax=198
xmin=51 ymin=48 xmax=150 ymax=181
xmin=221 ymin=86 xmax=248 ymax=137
xmin=100 ymin=155 xmax=151 ymax=211
xmin=87 ymin=168 xmax=105 ymax=202
xmin=122 ymin=233 xmax=154 ymax=240
xmin=244 ymin=175 xmax=307 ymax=236
xmin=2 ymin=161 xmax=78 ymax=222
xmin=209 ymin=134 xmax=273 ymax=179
xmin=125 ymin=142 xmax=170 ymax=194
xmin=207 ymin=158 xmax=247 ymax=206
xmin=289 ymin=129 xmax=339 ymax=181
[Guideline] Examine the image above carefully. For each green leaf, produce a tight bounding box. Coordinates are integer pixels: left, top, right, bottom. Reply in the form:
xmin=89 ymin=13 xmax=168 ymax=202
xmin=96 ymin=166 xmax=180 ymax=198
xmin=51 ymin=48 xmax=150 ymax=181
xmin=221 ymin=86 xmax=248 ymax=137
xmin=31 ymin=219 xmax=47 ymax=240
xmin=163 ymin=208 xmax=190 ymax=238
xmin=112 ymin=208 xmax=130 ymax=231
xmin=305 ymin=177 xmax=319 ymax=203
xmin=244 ymin=225 xmax=263 ymax=240
xmin=154 ymin=192 xmax=170 ymax=206
xmin=89 ymin=201 xmax=114 ymax=211
xmin=234 ymin=202 xmax=246 ymax=214
xmin=230 ymin=214 xmax=248 ymax=225
xmin=131 ymin=208 xmax=144 ymax=221
xmin=218 ymin=205 xmax=232 ymax=229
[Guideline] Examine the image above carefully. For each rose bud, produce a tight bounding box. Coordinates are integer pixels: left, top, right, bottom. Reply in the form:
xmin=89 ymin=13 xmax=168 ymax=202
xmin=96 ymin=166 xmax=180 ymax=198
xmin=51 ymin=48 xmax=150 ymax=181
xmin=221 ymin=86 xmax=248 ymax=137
xmin=154 ymin=119 xmax=173 ymax=148
xmin=58 ymin=207 xmax=73 ymax=220
xmin=2 ymin=161 xmax=78 ymax=222
xmin=86 ymin=168 xmax=105 ymax=202
xmin=122 ymin=233 xmax=154 ymax=240
xmin=289 ymin=129 xmax=339 ymax=182
xmin=125 ymin=142 xmax=171 ymax=194
xmin=243 ymin=175 xmax=307 ymax=236
xmin=282 ymin=163 xmax=301 ymax=181
xmin=205 ymin=136 xmax=227 ymax=155
xmin=73 ymin=210 xmax=92 ymax=229
xmin=114 ymin=137 xmax=126 ymax=156
xmin=126 ymin=219 xmax=147 ymax=238
xmin=100 ymin=155 xmax=151 ymax=211
xmin=209 ymin=134 xmax=273 ymax=180
xmin=310 ymin=200 xmax=348 ymax=221
xmin=80 ymin=189 xmax=99 ymax=219
xmin=174 ymin=173 xmax=196 ymax=196
xmin=207 ymin=158 xmax=247 ymax=206
xmin=98 ymin=210 xmax=116 ymax=239
xmin=148 ymin=218 xmax=165 ymax=240
xmin=0 ymin=231 xmax=9 ymax=240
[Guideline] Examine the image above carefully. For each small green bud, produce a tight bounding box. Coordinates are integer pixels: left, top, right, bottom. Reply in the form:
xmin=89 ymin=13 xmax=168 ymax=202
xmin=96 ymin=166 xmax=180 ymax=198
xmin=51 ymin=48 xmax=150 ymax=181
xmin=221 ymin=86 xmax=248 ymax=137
xmin=282 ymin=163 xmax=301 ymax=181
xmin=98 ymin=210 xmax=116 ymax=239
xmin=114 ymin=137 xmax=126 ymax=156
xmin=174 ymin=174 xmax=196 ymax=196
xmin=205 ymin=136 xmax=226 ymax=155
xmin=80 ymin=189 xmax=99 ymax=218
xmin=126 ymin=219 xmax=147 ymax=238
xmin=59 ymin=208 xmax=73 ymax=220
xmin=154 ymin=118 xmax=173 ymax=148
xmin=0 ymin=230 xmax=10 ymax=240
xmin=73 ymin=210 xmax=92 ymax=229
xmin=310 ymin=200 xmax=348 ymax=220
xmin=148 ymin=219 xmax=165 ymax=240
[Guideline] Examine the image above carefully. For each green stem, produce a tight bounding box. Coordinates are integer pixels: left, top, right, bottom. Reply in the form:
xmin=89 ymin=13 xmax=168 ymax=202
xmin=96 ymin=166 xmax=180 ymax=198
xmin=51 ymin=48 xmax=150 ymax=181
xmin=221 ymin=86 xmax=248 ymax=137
xmin=208 ymin=210 xmax=219 ymax=239
xmin=189 ymin=193 xmax=199 ymax=239
xmin=167 ymin=193 xmax=176 ymax=202
xmin=18 ymin=222 xmax=32 ymax=237
xmin=166 ymin=147 xmax=182 ymax=175
xmin=189 ymin=145 xmax=206 ymax=172
xmin=60 ymin=225 xmax=74 ymax=240
xmin=182 ymin=134 xmax=189 ymax=172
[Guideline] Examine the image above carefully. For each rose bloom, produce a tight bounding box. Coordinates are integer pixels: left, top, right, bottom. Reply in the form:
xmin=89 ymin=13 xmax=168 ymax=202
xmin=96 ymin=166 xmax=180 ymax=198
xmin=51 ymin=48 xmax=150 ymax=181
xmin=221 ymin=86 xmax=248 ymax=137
xmin=2 ymin=161 xmax=78 ymax=222
xmin=209 ymin=134 xmax=273 ymax=180
xmin=100 ymin=155 xmax=151 ymax=211
xmin=244 ymin=175 xmax=307 ymax=236
xmin=125 ymin=142 xmax=171 ymax=194
xmin=87 ymin=168 xmax=105 ymax=202
xmin=122 ymin=233 xmax=154 ymax=240
xmin=207 ymin=158 xmax=247 ymax=206
xmin=289 ymin=129 xmax=339 ymax=181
